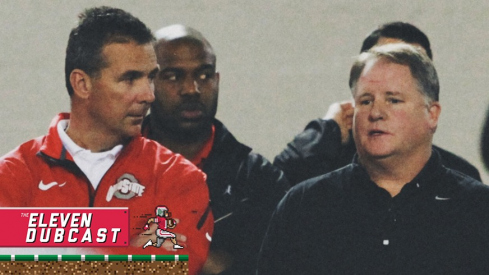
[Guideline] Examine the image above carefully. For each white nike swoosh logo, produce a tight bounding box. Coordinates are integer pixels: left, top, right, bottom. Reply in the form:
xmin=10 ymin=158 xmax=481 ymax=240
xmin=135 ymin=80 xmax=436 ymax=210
xmin=38 ymin=181 xmax=66 ymax=191
xmin=206 ymin=232 xmax=212 ymax=242
xmin=435 ymin=196 xmax=451 ymax=201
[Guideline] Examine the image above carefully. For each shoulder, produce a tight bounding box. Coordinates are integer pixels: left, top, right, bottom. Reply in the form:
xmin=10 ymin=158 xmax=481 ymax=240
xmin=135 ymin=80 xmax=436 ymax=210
xmin=281 ymin=165 xmax=355 ymax=209
xmin=307 ymin=164 xmax=354 ymax=188
xmin=436 ymin=167 xmax=489 ymax=231
xmin=433 ymin=145 xmax=481 ymax=180
xmin=0 ymin=136 xmax=44 ymax=166
xmin=238 ymin=152 xmax=291 ymax=200
xmin=211 ymin=119 xmax=252 ymax=155
xmin=439 ymin=166 xmax=489 ymax=201
xmin=208 ymin=121 xmax=290 ymax=196
xmin=0 ymin=136 xmax=45 ymax=188
xmin=133 ymin=136 xmax=189 ymax=165
xmin=211 ymin=120 xmax=285 ymax=183
xmin=242 ymin=152 xmax=286 ymax=180
xmin=131 ymin=136 xmax=205 ymax=181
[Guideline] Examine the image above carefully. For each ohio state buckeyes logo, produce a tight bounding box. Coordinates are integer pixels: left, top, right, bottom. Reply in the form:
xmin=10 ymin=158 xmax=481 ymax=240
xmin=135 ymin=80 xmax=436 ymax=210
xmin=106 ymin=173 xmax=145 ymax=202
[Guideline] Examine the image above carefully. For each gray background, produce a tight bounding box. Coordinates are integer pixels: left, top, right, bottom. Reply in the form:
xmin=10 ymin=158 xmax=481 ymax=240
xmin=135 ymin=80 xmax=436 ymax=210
xmin=1 ymin=0 xmax=488 ymax=182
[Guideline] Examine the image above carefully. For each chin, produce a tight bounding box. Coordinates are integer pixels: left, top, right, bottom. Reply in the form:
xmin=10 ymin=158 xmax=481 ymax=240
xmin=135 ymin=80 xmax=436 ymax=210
xmin=362 ymin=147 xmax=395 ymax=159
xmin=179 ymin=121 xmax=203 ymax=130
xmin=123 ymin=126 xmax=142 ymax=139
xmin=180 ymin=119 xmax=212 ymax=132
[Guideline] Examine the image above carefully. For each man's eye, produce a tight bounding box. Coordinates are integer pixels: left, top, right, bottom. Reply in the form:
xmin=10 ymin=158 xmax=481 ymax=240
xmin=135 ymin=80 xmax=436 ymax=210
xmin=198 ymin=72 xmax=214 ymax=81
xmin=388 ymin=98 xmax=401 ymax=104
xmin=162 ymin=74 xmax=177 ymax=81
xmin=360 ymin=100 xmax=371 ymax=105
xmin=125 ymin=77 xmax=136 ymax=84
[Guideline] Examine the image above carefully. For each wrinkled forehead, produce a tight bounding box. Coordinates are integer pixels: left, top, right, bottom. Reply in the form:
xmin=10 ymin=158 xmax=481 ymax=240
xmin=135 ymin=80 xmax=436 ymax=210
xmin=354 ymin=57 xmax=413 ymax=92
xmin=355 ymin=56 xmax=431 ymax=104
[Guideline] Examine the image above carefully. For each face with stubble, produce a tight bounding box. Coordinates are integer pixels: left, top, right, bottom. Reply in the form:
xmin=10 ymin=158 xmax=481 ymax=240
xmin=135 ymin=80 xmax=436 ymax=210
xmin=87 ymin=41 xmax=158 ymax=141
xmin=352 ymin=57 xmax=440 ymax=161
xmin=151 ymin=39 xmax=219 ymax=141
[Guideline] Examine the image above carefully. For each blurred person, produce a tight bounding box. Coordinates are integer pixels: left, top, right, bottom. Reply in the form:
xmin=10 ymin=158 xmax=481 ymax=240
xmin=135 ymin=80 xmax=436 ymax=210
xmin=0 ymin=7 xmax=213 ymax=274
xmin=481 ymin=107 xmax=489 ymax=170
xmin=142 ymin=24 xmax=289 ymax=274
xmin=258 ymin=44 xmax=489 ymax=274
xmin=275 ymin=22 xmax=481 ymax=185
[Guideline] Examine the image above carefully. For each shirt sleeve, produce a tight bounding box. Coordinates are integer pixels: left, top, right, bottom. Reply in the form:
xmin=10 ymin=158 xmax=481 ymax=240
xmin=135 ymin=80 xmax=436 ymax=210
xmin=273 ymin=119 xmax=347 ymax=185
xmin=156 ymin=164 xmax=213 ymax=275
xmin=0 ymin=155 xmax=34 ymax=206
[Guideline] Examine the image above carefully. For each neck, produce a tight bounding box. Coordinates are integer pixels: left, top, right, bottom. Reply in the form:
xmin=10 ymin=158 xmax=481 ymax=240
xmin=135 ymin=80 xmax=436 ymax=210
xmin=65 ymin=125 xmax=125 ymax=153
xmin=67 ymin=110 xmax=126 ymax=153
xmin=359 ymin=148 xmax=432 ymax=197
xmin=148 ymin=119 xmax=212 ymax=160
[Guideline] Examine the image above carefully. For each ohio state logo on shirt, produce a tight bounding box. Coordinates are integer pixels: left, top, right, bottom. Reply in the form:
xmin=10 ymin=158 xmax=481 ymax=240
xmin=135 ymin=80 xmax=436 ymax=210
xmin=106 ymin=173 xmax=145 ymax=202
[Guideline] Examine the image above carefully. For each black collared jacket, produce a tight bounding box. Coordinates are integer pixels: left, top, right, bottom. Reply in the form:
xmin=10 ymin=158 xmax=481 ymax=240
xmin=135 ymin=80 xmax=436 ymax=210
xmin=143 ymin=117 xmax=289 ymax=274
xmin=202 ymin=119 xmax=289 ymax=274
xmin=258 ymin=151 xmax=489 ymax=274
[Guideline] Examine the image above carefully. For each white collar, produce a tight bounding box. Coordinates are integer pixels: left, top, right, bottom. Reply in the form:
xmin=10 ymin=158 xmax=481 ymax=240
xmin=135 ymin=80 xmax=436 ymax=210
xmin=56 ymin=119 xmax=123 ymax=189
xmin=57 ymin=119 xmax=123 ymax=158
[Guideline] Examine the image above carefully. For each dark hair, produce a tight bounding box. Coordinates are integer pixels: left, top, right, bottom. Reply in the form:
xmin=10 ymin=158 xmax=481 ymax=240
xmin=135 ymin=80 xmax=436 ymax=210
xmin=349 ymin=44 xmax=439 ymax=102
xmin=360 ymin=22 xmax=433 ymax=60
xmin=65 ymin=6 xmax=154 ymax=96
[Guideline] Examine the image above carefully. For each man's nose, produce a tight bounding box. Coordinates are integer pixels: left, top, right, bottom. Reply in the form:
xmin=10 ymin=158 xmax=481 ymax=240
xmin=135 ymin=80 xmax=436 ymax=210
xmin=368 ymin=102 xmax=385 ymax=121
xmin=181 ymin=75 xmax=200 ymax=96
xmin=139 ymin=79 xmax=155 ymax=103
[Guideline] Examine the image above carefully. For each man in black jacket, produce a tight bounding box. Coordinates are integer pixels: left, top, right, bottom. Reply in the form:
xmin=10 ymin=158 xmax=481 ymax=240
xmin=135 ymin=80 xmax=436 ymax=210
xmin=258 ymin=43 xmax=489 ymax=274
xmin=275 ymin=22 xmax=481 ymax=185
xmin=143 ymin=24 xmax=289 ymax=274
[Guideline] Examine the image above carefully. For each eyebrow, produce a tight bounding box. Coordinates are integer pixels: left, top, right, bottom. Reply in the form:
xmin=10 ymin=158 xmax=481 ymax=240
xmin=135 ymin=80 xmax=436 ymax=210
xmin=357 ymin=91 xmax=402 ymax=98
xmin=160 ymin=64 xmax=216 ymax=73
xmin=356 ymin=92 xmax=373 ymax=98
xmin=118 ymin=67 xmax=159 ymax=81
xmin=149 ymin=67 xmax=159 ymax=78
xmin=197 ymin=64 xmax=216 ymax=71
xmin=118 ymin=70 xmax=143 ymax=81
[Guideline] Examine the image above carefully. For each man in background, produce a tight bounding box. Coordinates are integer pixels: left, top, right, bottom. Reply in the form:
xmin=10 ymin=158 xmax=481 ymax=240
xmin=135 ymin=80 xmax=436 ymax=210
xmin=143 ymin=24 xmax=289 ymax=274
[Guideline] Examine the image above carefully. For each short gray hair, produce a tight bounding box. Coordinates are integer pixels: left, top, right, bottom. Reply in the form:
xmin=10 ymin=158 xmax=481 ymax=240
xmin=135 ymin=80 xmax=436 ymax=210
xmin=349 ymin=43 xmax=439 ymax=102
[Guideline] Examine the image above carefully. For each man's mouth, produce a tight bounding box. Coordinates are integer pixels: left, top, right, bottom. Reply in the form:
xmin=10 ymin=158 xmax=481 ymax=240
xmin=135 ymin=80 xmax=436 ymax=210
xmin=181 ymin=109 xmax=203 ymax=119
xmin=179 ymin=102 xmax=204 ymax=120
xmin=128 ymin=108 xmax=149 ymax=121
xmin=368 ymin=130 xmax=387 ymax=136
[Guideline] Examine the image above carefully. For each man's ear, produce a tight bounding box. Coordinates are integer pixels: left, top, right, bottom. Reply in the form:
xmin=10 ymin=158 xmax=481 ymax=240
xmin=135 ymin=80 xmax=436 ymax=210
xmin=215 ymin=71 xmax=220 ymax=86
xmin=69 ymin=69 xmax=92 ymax=99
xmin=428 ymin=101 xmax=441 ymax=133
